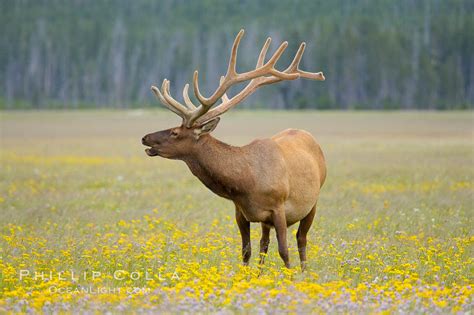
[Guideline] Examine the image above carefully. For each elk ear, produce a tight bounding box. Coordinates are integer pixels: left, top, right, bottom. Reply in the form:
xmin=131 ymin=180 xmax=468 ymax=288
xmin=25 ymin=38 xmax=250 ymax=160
xmin=194 ymin=117 xmax=220 ymax=139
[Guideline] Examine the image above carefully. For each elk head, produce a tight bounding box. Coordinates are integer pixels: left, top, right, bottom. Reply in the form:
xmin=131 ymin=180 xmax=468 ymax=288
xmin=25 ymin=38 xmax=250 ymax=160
xmin=142 ymin=29 xmax=325 ymax=159
xmin=141 ymin=118 xmax=220 ymax=159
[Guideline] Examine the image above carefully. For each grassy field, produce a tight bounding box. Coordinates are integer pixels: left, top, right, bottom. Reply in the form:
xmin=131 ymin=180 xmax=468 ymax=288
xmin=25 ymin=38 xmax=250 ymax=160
xmin=0 ymin=110 xmax=473 ymax=313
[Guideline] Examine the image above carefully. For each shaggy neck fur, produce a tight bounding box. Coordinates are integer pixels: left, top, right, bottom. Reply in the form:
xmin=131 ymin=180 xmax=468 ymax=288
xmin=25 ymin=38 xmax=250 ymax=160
xmin=181 ymin=135 xmax=250 ymax=199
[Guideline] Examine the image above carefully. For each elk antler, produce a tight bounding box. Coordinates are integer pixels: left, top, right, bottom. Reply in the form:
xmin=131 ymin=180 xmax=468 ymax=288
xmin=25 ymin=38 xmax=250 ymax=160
xmin=151 ymin=29 xmax=325 ymax=127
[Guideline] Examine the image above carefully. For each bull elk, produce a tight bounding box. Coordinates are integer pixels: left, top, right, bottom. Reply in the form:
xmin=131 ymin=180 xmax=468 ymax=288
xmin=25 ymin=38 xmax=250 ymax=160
xmin=142 ymin=30 xmax=326 ymax=270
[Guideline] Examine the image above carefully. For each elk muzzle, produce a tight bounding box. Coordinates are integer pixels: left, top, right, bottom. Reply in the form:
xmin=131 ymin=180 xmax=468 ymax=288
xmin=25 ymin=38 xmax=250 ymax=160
xmin=141 ymin=134 xmax=160 ymax=156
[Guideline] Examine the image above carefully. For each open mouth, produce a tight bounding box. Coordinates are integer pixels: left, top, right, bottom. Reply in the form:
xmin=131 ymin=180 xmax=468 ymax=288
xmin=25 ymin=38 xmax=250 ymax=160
xmin=145 ymin=147 xmax=159 ymax=156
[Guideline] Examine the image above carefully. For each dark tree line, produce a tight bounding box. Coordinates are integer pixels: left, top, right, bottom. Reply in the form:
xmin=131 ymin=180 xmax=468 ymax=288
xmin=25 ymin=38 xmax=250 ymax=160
xmin=1 ymin=0 xmax=473 ymax=109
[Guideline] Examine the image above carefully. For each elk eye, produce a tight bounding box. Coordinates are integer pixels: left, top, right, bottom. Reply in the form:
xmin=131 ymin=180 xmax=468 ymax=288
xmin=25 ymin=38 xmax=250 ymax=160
xmin=170 ymin=130 xmax=179 ymax=137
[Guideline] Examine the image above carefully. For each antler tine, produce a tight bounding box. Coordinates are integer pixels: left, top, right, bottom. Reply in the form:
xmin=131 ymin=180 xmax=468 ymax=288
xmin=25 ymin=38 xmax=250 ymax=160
xmin=182 ymin=84 xmax=197 ymax=110
xmin=264 ymin=41 xmax=288 ymax=68
xmin=287 ymin=42 xmax=306 ymax=72
xmin=193 ymin=29 xmax=245 ymax=107
xmin=192 ymin=71 xmax=208 ymax=107
xmin=227 ymin=29 xmax=245 ymax=78
xmin=298 ymin=69 xmax=326 ymax=81
xmin=285 ymin=42 xmax=325 ymax=81
xmin=161 ymin=80 xmax=190 ymax=115
xmin=151 ymin=84 xmax=185 ymax=118
xmin=256 ymin=37 xmax=271 ymax=67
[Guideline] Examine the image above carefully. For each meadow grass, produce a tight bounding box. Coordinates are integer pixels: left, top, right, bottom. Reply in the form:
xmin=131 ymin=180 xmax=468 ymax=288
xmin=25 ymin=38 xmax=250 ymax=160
xmin=0 ymin=110 xmax=473 ymax=313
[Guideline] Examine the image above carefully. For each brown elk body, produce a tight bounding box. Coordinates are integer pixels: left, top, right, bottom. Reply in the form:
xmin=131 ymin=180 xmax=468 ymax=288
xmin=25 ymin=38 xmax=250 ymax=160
xmin=142 ymin=30 xmax=326 ymax=269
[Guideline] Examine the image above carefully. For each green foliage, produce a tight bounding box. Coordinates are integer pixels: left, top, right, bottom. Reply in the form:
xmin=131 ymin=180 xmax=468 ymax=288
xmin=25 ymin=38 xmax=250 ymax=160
xmin=1 ymin=0 xmax=473 ymax=109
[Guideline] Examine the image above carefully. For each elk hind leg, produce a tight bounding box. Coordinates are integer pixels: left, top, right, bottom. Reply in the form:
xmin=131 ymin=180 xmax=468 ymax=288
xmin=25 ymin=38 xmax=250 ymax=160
xmin=296 ymin=204 xmax=317 ymax=271
xmin=272 ymin=208 xmax=290 ymax=268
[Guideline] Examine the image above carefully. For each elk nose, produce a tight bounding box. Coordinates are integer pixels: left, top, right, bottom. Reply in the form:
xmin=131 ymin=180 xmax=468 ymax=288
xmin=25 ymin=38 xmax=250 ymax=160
xmin=141 ymin=136 xmax=147 ymax=145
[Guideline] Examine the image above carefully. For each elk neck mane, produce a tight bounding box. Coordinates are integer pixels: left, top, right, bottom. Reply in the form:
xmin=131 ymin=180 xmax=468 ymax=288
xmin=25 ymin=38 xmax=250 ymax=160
xmin=181 ymin=134 xmax=253 ymax=199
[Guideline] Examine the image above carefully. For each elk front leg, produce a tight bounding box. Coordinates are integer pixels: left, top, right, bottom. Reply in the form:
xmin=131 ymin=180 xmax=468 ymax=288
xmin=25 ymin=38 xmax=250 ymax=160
xmin=296 ymin=204 xmax=317 ymax=271
xmin=235 ymin=207 xmax=251 ymax=265
xmin=272 ymin=208 xmax=290 ymax=268
xmin=259 ymin=223 xmax=271 ymax=265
